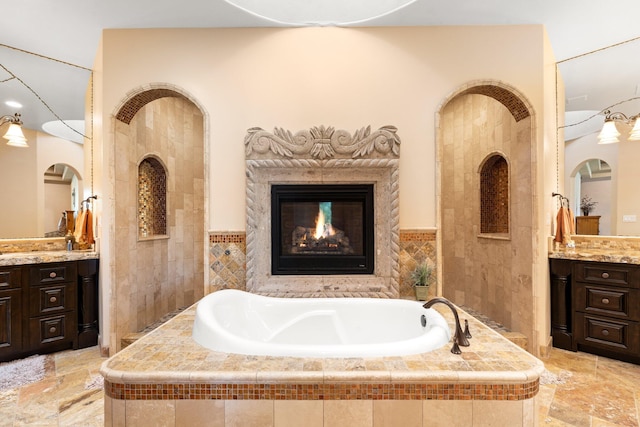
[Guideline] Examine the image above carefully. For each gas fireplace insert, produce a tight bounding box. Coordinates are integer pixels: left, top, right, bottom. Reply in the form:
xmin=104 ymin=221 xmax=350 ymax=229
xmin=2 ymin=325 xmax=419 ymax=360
xmin=271 ymin=184 xmax=374 ymax=275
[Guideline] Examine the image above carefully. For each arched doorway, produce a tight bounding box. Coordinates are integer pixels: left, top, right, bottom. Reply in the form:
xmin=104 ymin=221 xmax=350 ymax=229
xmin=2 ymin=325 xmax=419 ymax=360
xmin=110 ymin=85 xmax=207 ymax=352
xmin=437 ymin=82 xmax=536 ymax=345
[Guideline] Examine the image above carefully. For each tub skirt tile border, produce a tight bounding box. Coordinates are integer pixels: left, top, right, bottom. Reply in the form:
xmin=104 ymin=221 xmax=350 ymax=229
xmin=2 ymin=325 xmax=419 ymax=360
xmin=104 ymin=379 xmax=539 ymax=401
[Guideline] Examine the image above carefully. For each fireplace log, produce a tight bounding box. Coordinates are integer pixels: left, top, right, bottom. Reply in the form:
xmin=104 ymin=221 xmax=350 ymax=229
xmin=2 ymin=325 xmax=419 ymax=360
xmin=291 ymin=226 xmax=353 ymax=254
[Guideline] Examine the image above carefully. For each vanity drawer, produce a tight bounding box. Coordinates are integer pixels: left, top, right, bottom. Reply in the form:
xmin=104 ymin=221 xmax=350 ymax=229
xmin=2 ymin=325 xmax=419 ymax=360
xmin=28 ymin=314 xmax=76 ymax=348
xmin=30 ymin=263 xmax=77 ymax=286
xmin=575 ymin=312 xmax=639 ymax=354
xmin=29 ymin=283 xmax=76 ymax=316
xmin=573 ymin=283 xmax=639 ymax=320
xmin=574 ymin=262 xmax=639 ymax=288
xmin=0 ymin=267 xmax=22 ymax=290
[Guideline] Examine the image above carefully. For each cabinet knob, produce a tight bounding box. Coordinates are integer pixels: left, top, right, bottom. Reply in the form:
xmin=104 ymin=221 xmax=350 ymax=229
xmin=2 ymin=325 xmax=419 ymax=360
xmin=601 ymin=329 xmax=609 ymax=336
xmin=49 ymin=272 xmax=57 ymax=279
xmin=49 ymin=326 xmax=57 ymax=334
xmin=601 ymin=272 xmax=609 ymax=279
xmin=49 ymin=296 xmax=57 ymax=303
xmin=601 ymin=298 xmax=610 ymax=304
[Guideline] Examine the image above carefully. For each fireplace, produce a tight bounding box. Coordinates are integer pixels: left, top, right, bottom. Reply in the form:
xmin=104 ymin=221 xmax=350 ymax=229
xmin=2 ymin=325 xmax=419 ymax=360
xmin=271 ymin=184 xmax=374 ymax=275
xmin=244 ymin=124 xmax=400 ymax=297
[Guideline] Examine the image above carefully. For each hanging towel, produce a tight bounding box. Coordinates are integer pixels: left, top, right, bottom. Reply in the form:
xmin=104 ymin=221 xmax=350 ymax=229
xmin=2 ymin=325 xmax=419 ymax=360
xmin=554 ymin=206 xmax=575 ymax=245
xmin=73 ymin=209 xmax=86 ymax=242
xmin=73 ymin=208 xmax=94 ymax=247
xmin=83 ymin=208 xmax=95 ymax=245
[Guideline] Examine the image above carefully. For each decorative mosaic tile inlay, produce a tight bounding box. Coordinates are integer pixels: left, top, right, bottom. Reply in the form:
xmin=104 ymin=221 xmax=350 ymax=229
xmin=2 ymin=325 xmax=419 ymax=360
xmin=105 ymin=380 xmax=539 ymax=401
xmin=138 ymin=157 xmax=167 ymax=237
xmin=209 ymin=232 xmax=246 ymax=292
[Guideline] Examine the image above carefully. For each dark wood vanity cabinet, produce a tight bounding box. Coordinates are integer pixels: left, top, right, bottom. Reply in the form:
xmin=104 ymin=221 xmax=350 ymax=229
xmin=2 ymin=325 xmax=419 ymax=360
xmin=0 ymin=259 xmax=99 ymax=363
xmin=28 ymin=262 xmax=78 ymax=352
xmin=550 ymin=258 xmax=640 ymax=364
xmin=573 ymin=262 xmax=640 ymax=361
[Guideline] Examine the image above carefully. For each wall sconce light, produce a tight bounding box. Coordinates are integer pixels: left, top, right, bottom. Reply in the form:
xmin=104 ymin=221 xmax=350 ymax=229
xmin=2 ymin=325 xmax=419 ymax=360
xmin=597 ymin=110 xmax=640 ymax=144
xmin=0 ymin=113 xmax=28 ymax=147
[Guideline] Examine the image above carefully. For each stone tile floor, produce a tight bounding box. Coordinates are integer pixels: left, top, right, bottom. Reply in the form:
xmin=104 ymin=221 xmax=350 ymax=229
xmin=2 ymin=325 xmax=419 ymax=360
xmin=0 ymin=346 xmax=106 ymax=426
xmin=0 ymin=345 xmax=638 ymax=426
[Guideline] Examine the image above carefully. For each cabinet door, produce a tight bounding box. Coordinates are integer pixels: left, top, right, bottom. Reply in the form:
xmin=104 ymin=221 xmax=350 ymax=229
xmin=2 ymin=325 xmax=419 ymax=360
xmin=575 ymin=312 xmax=639 ymax=356
xmin=28 ymin=313 xmax=76 ymax=349
xmin=0 ymin=289 xmax=23 ymax=361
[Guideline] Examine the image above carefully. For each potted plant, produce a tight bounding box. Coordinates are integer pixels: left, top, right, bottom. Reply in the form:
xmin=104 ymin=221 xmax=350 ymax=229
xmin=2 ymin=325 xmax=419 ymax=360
xmin=580 ymin=195 xmax=598 ymax=216
xmin=411 ymin=261 xmax=434 ymax=301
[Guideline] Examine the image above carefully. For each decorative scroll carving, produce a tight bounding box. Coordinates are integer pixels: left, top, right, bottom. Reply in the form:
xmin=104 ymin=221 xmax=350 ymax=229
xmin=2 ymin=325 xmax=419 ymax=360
xmin=245 ymin=125 xmax=400 ymax=160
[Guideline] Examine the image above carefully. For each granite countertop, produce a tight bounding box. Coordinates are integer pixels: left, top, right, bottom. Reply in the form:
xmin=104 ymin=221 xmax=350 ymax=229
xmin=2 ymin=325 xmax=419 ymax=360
xmin=0 ymin=250 xmax=99 ymax=266
xmin=100 ymin=303 xmax=544 ymax=385
xmin=549 ymin=248 xmax=640 ymax=264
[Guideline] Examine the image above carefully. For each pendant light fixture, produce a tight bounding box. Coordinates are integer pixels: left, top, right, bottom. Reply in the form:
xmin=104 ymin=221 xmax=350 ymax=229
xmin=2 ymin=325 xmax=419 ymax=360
xmin=597 ymin=110 xmax=640 ymax=144
xmin=0 ymin=113 xmax=28 ymax=147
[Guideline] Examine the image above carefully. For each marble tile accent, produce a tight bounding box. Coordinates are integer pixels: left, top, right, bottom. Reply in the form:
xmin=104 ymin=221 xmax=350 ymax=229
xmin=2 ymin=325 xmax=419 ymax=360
xmin=399 ymin=229 xmax=437 ymax=298
xmin=549 ymin=246 xmax=640 ymax=265
xmin=207 ymin=229 xmax=437 ymax=299
xmin=0 ymin=249 xmax=98 ymax=267
xmin=0 ymin=237 xmax=67 ymax=254
xmin=208 ymin=233 xmax=246 ymax=293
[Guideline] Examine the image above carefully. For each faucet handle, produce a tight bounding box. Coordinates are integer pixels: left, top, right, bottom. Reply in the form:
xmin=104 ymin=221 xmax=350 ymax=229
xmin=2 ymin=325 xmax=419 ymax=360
xmin=464 ymin=319 xmax=472 ymax=339
xmin=450 ymin=341 xmax=461 ymax=354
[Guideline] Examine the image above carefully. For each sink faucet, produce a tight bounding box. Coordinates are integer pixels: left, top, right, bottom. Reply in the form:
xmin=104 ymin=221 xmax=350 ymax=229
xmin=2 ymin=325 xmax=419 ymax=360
xmin=423 ymin=297 xmax=470 ymax=354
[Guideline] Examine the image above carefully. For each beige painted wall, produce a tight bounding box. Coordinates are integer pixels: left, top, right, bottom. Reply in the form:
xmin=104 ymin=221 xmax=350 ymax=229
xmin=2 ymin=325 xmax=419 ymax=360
xmin=615 ymin=136 xmax=640 ymax=235
xmin=98 ymin=26 xmax=547 ymax=231
xmin=92 ymin=25 xmax=558 ymax=355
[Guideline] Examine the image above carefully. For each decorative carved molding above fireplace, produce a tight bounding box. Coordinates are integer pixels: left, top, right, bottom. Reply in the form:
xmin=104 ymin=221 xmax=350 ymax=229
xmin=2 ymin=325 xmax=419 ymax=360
xmin=245 ymin=125 xmax=400 ymax=298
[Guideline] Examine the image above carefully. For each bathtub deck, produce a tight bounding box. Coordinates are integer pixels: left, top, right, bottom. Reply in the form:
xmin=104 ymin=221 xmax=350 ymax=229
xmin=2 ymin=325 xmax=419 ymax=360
xmin=101 ymin=303 xmax=544 ymax=426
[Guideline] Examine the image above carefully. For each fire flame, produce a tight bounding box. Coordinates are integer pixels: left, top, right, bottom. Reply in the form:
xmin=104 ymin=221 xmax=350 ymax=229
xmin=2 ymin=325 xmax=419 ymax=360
xmin=314 ymin=208 xmax=334 ymax=239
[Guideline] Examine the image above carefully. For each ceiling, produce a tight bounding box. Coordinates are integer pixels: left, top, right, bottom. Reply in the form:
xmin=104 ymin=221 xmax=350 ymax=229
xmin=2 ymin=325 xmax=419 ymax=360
xmin=2 ymin=0 xmax=640 ymax=143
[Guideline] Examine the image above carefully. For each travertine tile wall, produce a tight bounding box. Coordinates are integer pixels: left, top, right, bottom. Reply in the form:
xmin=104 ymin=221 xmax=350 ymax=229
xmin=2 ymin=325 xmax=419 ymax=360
xmin=440 ymin=91 xmax=535 ymax=347
xmin=208 ymin=229 xmax=436 ymax=299
xmin=112 ymin=95 xmax=205 ymax=352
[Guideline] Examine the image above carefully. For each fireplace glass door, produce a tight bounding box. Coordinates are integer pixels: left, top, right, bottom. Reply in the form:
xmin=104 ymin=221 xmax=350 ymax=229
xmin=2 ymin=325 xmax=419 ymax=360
xmin=271 ymin=184 xmax=374 ymax=275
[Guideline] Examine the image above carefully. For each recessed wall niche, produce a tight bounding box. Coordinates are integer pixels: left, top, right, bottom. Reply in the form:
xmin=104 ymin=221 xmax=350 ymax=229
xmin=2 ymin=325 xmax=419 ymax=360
xmin=480 ymin=154 xmax=509 ymax=234
xmin=138 ymin=157 xmax=167 ymax=238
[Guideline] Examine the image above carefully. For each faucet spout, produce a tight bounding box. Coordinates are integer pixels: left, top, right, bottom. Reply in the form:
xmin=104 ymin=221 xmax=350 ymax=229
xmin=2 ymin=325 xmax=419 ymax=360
xmin=423 ymin=297 xmax=470 ymax=354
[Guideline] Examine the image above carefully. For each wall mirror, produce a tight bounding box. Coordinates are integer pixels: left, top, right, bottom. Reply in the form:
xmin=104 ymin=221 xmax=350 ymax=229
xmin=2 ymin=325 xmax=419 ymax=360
xmin=0 ymin=129 xmax=85 ymax=239
xmin=43 ymin=163 xmax=82 ymax=237
xmin=0 ymin=46 xmax=91 ymax=241
xmin=559 ymin=37 xmax=640 ymax=236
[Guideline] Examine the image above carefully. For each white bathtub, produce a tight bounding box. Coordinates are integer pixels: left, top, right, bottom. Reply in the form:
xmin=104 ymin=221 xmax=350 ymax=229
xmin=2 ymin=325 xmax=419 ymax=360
xmin=192 ymin=289 xmax=451 ymax=358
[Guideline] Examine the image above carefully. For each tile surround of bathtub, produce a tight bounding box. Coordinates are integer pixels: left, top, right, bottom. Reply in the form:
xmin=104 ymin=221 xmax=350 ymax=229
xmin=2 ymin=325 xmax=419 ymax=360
xmin=101 ymin=302 xmax=542 ymax=427
xmin=208 ymin=230 xmax=436 ymax=299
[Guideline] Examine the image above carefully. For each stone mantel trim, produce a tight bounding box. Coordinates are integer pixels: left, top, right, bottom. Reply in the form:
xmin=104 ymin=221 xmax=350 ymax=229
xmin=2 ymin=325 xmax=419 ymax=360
xmin=245 ymin=125 xmax=400 ymax=160
xmin=245 ymin=125 xmax=401 ymax=298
